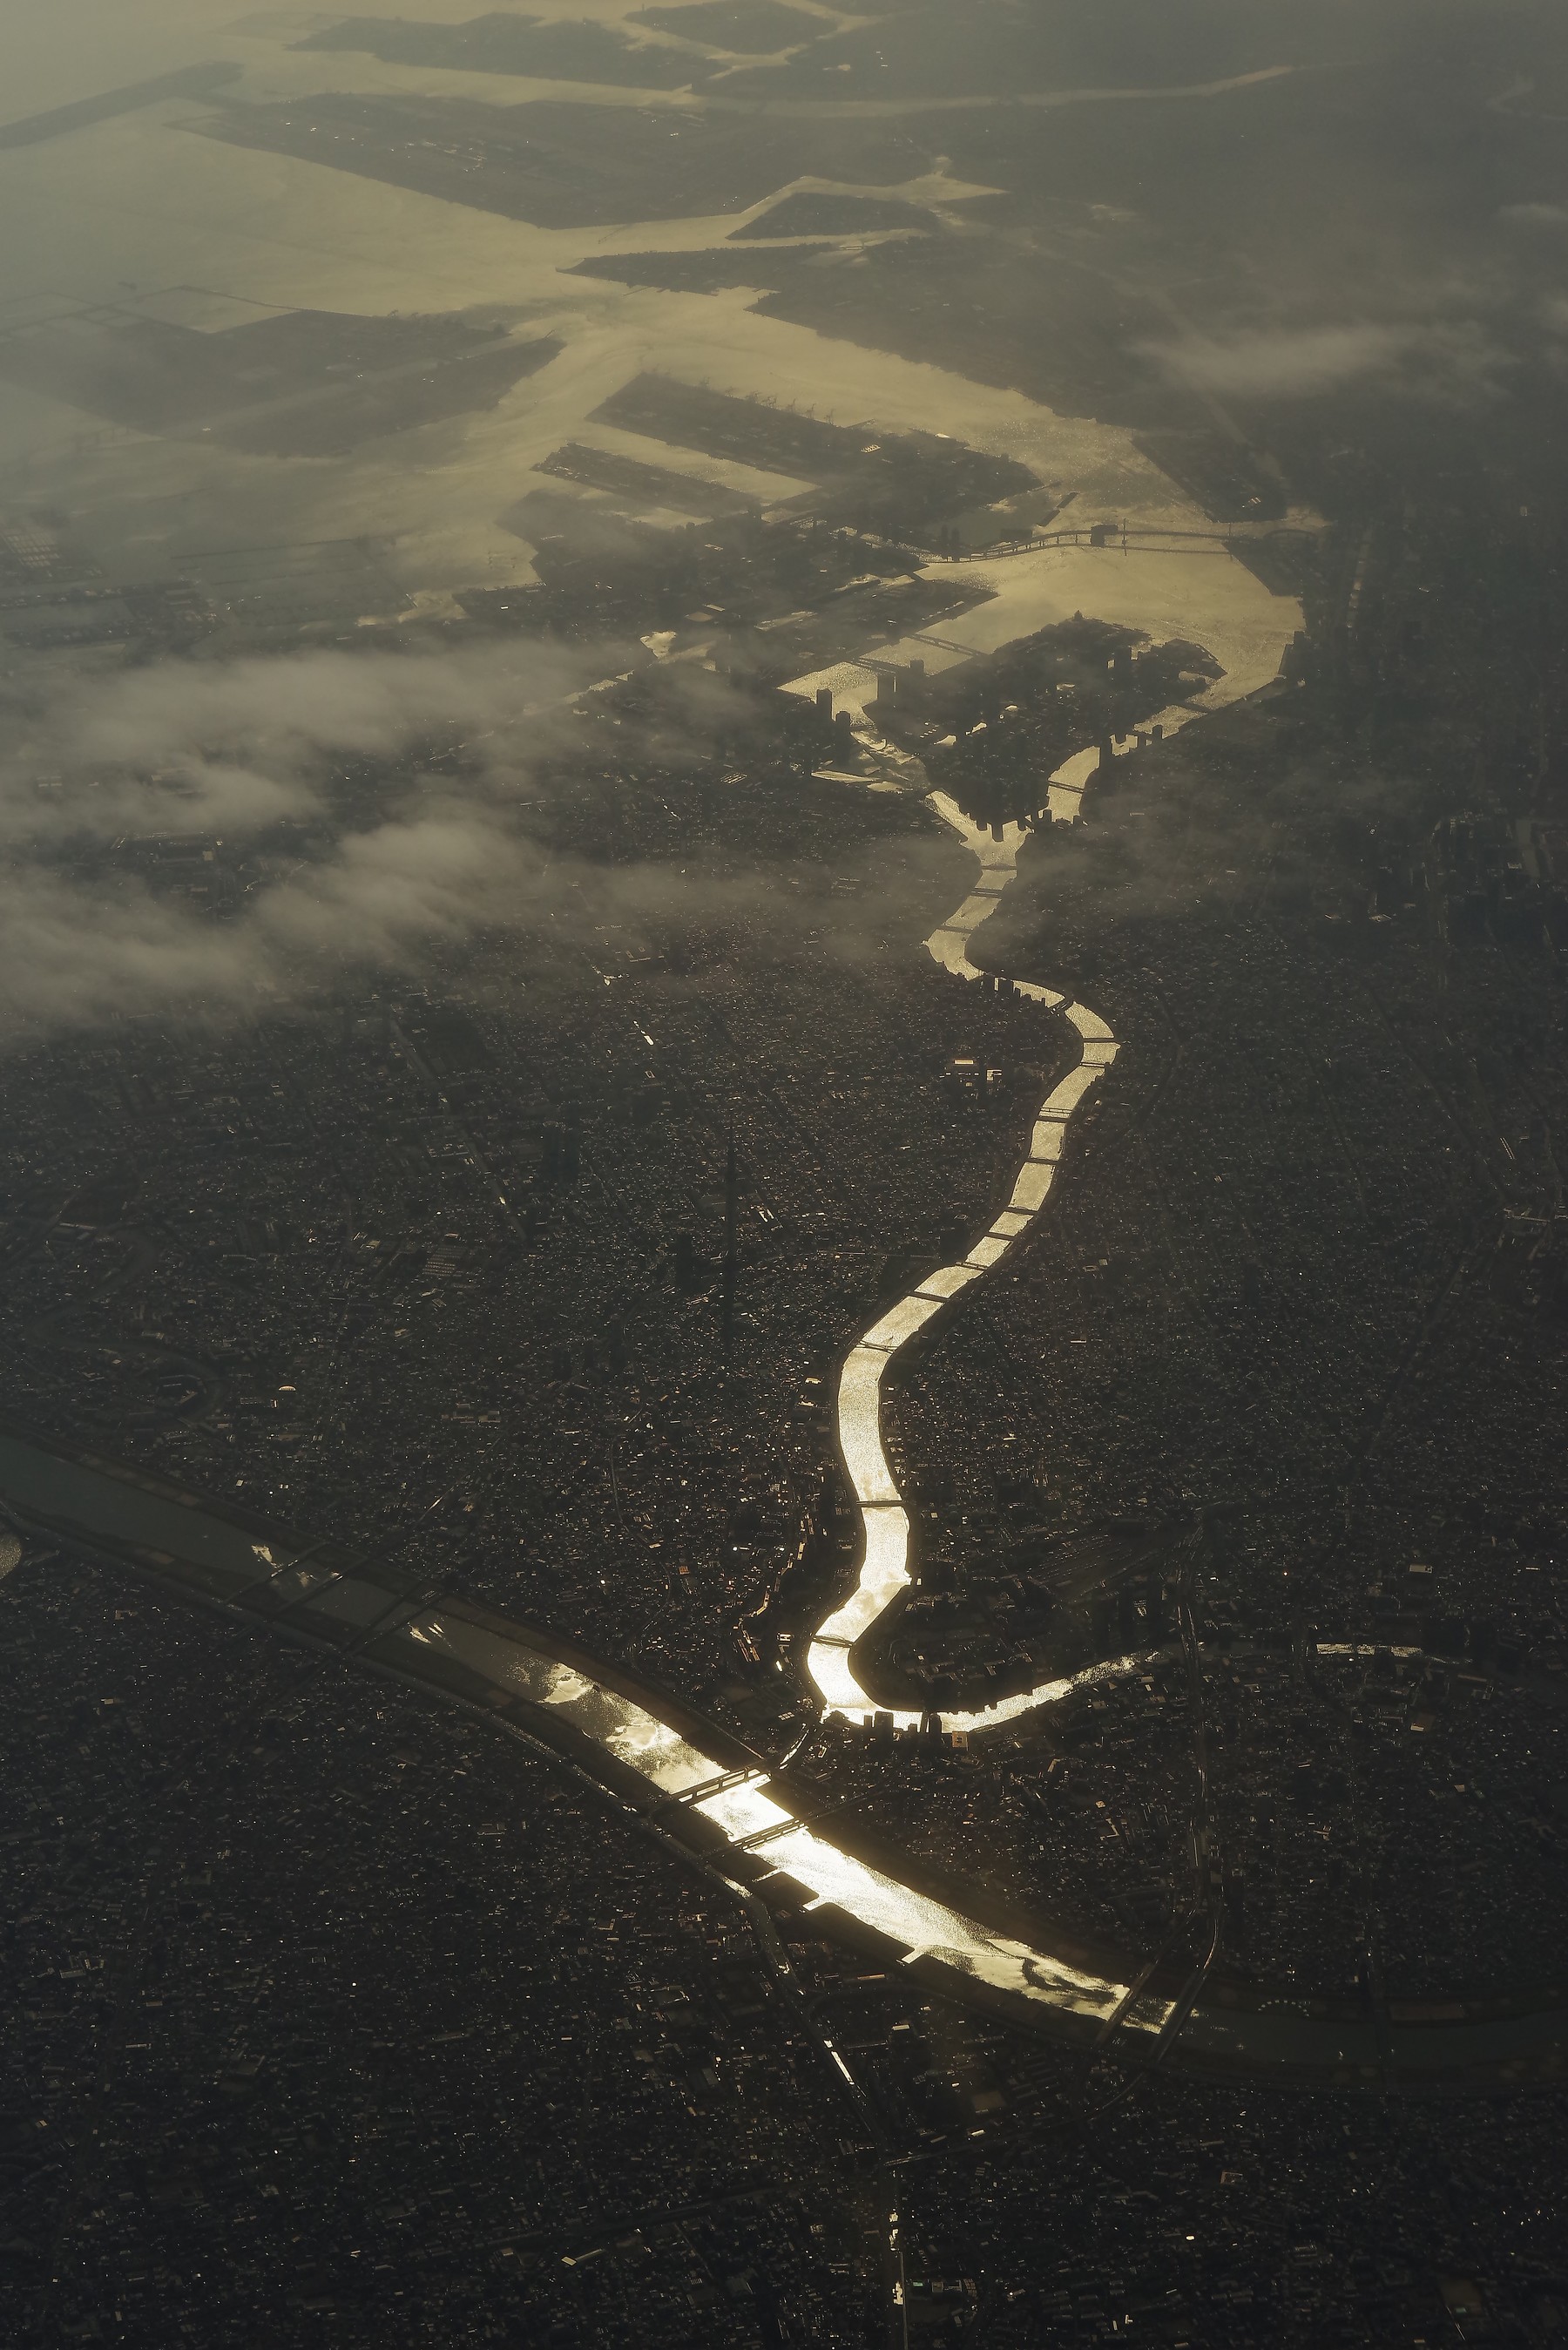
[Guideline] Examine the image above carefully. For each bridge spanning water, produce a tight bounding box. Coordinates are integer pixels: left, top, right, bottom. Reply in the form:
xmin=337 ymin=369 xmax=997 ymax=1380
xmin=0 ymin=694 xmax=1561 ymax=2085
xmin=0 ymin=1130 xmax=1561 ymax=2088
xmin=0 ymin=511 xmax=1551 ymax=2090
xmin=2 ymin=1411 xmax=1561 ymax=2082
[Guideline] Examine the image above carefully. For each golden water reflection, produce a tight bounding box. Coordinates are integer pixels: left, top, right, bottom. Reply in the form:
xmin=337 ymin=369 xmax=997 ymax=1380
xmin=803 ymin=794 xmax=1123 ymax=1739
xmin=402 ymin=1614 xmax=1143 ymax=2025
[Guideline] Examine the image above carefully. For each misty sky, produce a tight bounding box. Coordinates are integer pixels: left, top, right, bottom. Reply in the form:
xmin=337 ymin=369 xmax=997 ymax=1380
xmin=3 ymin=0 xmax=1566 ymax=1036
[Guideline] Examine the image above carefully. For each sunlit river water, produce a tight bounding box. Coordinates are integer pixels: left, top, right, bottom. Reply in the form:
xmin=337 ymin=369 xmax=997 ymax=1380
xmin=0 ymin=755 xmax=1562 ymax=2089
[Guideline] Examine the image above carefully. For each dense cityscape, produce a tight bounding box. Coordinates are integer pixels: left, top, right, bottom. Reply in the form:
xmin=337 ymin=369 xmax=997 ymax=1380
xmin=3 ymin=0 xmax=1568 ymax=2342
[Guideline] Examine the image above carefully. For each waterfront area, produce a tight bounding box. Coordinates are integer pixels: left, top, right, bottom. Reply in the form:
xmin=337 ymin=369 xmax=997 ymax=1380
xmin=7 ymin=0 xmax=1568 ymax=2341
xmin=2 ymin=1385 xmax=1565 ymax=2087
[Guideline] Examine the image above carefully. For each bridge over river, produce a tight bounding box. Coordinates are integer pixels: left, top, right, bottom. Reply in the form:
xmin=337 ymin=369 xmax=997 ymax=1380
xmin=2 ymin=1419 xmax=1562 ymax=2093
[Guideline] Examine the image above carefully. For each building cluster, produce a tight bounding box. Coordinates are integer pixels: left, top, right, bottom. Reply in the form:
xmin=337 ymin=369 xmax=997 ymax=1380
xmin=0 ymin=749 xmax=1068 ymax=1754
xmin=0 ymin=1563 xmax=875 ymax=2347
xmin=882 ymin=621 xmax=1223 ymax=835
xmin=2 ymin=590 xmax=1565 ymax=2024
xmin=3 ymin=375 xmax=1568 ymax=2340
xmin=6 ymin=1562 xmax=1567 ymax=2347
xmin=794 ymin=1610 xmax=1568 ymax=2008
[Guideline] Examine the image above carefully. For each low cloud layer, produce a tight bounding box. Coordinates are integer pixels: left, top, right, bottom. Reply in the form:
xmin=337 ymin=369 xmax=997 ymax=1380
xmin=6 ymin=640 xmax=586 ymax=848
xmin=0 ymin=637 xmax=903 ymax=1046
xmin=44 ymin=642 xmax=571 ymax=779
xmin=1142 ymin=319 xmax=1510 ymax=403
xmin=0 ymin=813 xmax=537 ymax=1038
xmin=1498 ymin=202 xmax=1568 ymax=234
xmin=0 ymin=641 xmax=596 ymax=1043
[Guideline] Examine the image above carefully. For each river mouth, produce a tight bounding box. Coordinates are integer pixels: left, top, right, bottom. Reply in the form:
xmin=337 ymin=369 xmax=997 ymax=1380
xmin=0 ymin=0 xmax=1561 ymax=2103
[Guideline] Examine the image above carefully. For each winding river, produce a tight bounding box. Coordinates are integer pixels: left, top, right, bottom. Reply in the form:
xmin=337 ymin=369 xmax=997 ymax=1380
xmin=808 ymin=787 xmax=1128 ymax=1734
xmin=793 ymin=601 xmax=1281 ymax=1728
xmin=1 ymin=777 xmax=1564 ymax=2083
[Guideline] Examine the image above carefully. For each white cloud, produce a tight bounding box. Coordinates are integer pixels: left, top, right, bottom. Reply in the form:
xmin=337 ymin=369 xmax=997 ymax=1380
xmin=0 ymin=640 xmax=597 ymax=1043
xmin=1141 ymin=320 xmax=1510 ymax=402
xmin=50 ymin=641 xmax=580 ymax=780
xmin=1499 ymin=203 xmax=1568 ymax=234
xmin=0 ymin=637 xmax=882 ymax=1044
xmin=0 ymin=811 xmax=541 ymax=1043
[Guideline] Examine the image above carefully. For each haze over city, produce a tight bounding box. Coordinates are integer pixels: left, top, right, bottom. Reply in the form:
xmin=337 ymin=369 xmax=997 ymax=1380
xmin=3 ymin=3 xmax=1568 ymax=2345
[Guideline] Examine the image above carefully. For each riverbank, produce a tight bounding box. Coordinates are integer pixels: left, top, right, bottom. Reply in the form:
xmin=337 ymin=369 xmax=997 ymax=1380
xmin=3 ymin=1416 xmax=1565 ymax=2090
